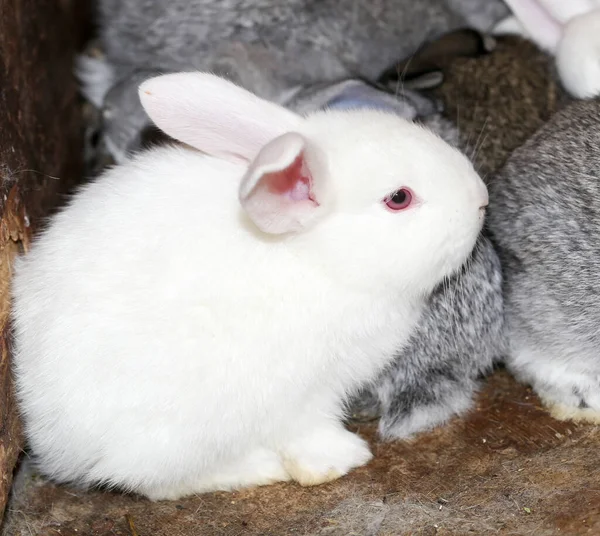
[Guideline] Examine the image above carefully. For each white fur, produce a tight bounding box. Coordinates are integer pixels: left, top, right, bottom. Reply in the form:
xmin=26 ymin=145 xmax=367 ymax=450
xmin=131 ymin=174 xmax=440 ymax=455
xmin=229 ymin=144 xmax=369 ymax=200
xmin=500 ymin=0 xmax=600 ymax=98
xmin=557 ymin=10 xmax=600 ymax=99
xmin=492 ymin=15 xmax=527 ymax=37
xmin=11 ymin=73 xmax=487 ymax=501
xmin=500 ymin=0 xmax=563 ymax=51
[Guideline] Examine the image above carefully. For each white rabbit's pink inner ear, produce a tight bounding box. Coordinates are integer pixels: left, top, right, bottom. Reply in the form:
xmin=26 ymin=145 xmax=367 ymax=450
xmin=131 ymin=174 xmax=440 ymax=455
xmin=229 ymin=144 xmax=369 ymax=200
xmin=239 ymin=132 xmax=321 ymax=235
xmin=267 ymin=156 xmax=316 ymax=203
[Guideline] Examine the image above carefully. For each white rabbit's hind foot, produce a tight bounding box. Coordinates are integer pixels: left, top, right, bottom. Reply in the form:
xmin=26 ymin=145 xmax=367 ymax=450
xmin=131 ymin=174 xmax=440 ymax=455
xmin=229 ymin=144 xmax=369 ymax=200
xmin=281 ymin=426 xmax=372 ymax=487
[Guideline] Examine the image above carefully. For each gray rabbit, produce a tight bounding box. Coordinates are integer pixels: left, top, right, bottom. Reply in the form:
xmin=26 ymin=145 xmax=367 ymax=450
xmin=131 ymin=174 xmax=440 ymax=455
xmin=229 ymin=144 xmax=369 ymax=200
xmin=486 ymin=99 xmax=600 ymax=423
xmin=80 ymin=0 xmax=508 ymax=168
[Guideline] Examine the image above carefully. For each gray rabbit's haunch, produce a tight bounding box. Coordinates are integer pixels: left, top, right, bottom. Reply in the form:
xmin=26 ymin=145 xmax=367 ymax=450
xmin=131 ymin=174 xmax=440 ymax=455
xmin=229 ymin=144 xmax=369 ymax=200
xmin=348 ymin=235 xmax=504 ymax=439
xmin=487 ymin=99 xmax=600 ymax=423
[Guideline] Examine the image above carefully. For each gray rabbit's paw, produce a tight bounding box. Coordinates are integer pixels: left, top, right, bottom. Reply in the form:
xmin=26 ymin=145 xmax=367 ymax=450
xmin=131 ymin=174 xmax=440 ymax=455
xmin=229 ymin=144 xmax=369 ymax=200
xmin=545 ymin=401 xmax=600 ymax=424
xmin=536 ymin=379 xmax=600 ymax=424
xmin=510 ymin=345 xmax=600 ymax=424
xmin=539 ymin=381 xmax=600 ymax=424
xmin=377 ymin=384 xmax=476 ymax=440
xmin=345 ymin=387 xmax=381 ymax=423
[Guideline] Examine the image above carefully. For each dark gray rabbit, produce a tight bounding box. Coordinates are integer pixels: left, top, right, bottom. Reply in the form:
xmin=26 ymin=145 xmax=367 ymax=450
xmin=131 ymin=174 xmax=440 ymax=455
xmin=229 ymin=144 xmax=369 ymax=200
xmin=80 ymin=71 xmax=448 ymax=173
xmin=80 ymin=0 xmax=508 ymax=168
xmin=96 ymin=0 xmax=508 ymax=85
xmin=486 ymin=99 xmax=600 ymax=423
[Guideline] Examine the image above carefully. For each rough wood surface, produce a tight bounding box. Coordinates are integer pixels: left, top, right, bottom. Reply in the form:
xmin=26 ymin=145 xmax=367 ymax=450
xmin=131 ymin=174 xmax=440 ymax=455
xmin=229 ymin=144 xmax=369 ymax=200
xmin=2 ymin=370 xmax=599 ymax=535
xmin=0 ymin=0 xmax=87 ymax=522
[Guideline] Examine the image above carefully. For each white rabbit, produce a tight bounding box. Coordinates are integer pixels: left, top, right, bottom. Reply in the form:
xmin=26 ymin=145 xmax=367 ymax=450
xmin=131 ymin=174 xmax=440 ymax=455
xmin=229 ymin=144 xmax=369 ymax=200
xmin=496 ymin=0 xmax=600 ymax=98
xmin=11 ymin=72 xmax=487 ymax=501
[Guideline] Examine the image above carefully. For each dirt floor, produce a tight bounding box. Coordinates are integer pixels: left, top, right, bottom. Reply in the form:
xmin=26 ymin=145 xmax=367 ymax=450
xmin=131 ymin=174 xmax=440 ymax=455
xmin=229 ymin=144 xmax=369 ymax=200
xmin=2 ymin=370 xmax=599 ymax=536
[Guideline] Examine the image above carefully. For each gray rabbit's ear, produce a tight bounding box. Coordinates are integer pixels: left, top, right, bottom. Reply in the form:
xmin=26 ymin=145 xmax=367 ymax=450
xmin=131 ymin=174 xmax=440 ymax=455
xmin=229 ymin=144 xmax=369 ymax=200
xmin=324 ymin=80 xmax=432 ymax=118
xmin=401 ymin=72 xmax=445 ymax=91
xmin=286 ymin=79 xmax=441 ymax=119
xmin=378 ymin=28 xmax=496 ymax=88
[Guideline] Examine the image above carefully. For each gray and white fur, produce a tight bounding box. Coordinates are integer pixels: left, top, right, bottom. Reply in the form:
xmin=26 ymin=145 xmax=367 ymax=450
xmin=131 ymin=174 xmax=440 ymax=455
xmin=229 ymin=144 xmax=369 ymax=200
xmin=347 ymin=114 xmax=505 ymax=439
xmin=347 ymin=28 xmax=569 ymax=438
xmin=486 ymin=99 xmax=600 ymax=424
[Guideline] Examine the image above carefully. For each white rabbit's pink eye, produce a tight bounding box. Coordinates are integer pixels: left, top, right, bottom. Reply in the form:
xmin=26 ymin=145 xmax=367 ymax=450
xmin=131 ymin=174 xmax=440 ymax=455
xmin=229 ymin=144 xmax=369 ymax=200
xmin=384 ymin=188 xmax=413 ymax=211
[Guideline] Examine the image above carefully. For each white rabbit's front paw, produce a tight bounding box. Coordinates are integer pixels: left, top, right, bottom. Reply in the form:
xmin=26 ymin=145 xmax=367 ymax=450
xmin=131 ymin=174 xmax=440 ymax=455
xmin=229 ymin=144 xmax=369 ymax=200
xmin=557 ymin=10 xmax=600 ymax=99
xmin=281 ymin=426 xmax=372 ymax=487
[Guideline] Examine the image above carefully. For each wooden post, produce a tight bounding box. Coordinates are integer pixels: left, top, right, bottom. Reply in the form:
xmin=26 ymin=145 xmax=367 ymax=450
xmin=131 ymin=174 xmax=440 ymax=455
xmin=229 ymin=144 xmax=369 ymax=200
xmin=0 ymin=0 xmax=88 ymax=520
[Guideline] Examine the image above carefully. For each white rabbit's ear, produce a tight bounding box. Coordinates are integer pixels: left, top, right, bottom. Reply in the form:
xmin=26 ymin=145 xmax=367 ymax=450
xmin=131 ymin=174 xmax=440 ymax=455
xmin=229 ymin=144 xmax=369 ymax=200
xmin=239 ymin=132 xmax=322 ymax=235
xmin=139 ymin=72 xmax=302 ymax=164
xmin=535 ymin=0 xmax=600 ymax=23
xmin=502 ymin=0 xmax=564 ymax=52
